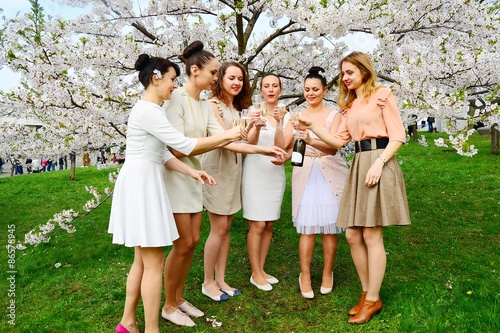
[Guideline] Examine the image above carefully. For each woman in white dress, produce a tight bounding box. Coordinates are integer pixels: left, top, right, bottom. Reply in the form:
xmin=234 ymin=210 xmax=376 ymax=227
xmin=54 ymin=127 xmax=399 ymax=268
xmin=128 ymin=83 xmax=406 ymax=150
xmin=277 ymin=67 xmax=348 ymax=299
xmin=242 ymin=74 xmax=290 ymax=291
xmin=108 ymin=54 xmax=241 ymax=333
xmin=161 ymin=42 xmax=285 ymax=326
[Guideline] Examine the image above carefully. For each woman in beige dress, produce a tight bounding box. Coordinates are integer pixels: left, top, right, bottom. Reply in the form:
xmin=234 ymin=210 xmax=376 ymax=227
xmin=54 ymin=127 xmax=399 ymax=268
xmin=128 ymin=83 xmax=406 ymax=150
xmin=200 ymin=61 xmax=253 ymax=300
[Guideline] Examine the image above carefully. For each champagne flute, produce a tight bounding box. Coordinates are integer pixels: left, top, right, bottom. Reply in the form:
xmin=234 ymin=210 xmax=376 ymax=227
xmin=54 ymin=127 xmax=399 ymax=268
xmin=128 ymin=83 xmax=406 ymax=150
xmin=252 ymin=92 xmax=262 ymax=110
xmin=239 ymin=109 xmax=250 ymax=142
xmin=232 ymin=110 xmax=245 ymax=143
xmin=277 ymin=102 xmax=287 ymax=128
xmin=241 ymin=108 xmax=251 ymax=129
xmin=252 ymin=93 xmax=266 ymax=129
xmin=260 ymin=105 xmax=268 ymax=130
xmin=289 ymin=106 xmax=301 ymax=139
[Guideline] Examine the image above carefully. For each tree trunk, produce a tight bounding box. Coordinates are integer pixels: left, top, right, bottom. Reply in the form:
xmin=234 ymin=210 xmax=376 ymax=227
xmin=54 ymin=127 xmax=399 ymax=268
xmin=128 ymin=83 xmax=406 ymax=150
xmin=492 ymin=123 xmax=499 ymax=155
xmin=69 ymin=152 xmax=76 ymax=180
xmin=64 ymin=155 xmax=68 ymax=170
xmin=411 ymin=124 xmax=418 ymax=142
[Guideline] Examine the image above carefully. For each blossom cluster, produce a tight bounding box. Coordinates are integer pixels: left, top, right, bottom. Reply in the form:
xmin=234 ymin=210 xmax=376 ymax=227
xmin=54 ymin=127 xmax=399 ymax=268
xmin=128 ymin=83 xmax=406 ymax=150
xmin=18 ymin=209 xmax=79 ymax=249
xmin=16 ymin=177 xmax=116 ymax=250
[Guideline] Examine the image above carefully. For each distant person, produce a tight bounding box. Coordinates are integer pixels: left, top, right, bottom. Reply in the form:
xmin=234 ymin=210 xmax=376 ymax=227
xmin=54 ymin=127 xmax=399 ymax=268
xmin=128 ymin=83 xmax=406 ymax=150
xmin=47 ymin=158 xmax=54 ymax=171
xmin=26 ymin=158 xmax=33 ymax=173
xmin=14 ymin=156 xmax=23 ymax=175
xmin=58 ymin=157 xmax=64 ymax=170
xmin=41 ymin=157 xmax=48 ymax=172
xmin=32 ymin=159 xmax=40 ymax=173
xmin=0 ymin=157 xmax=4 ymax=173
xmin=100 ymin=150 xmax=107 ymax=164
xmin=407 ymin=114 xmax=418 ymax=139
xmin=427 ymin=116 xmax=435 ymax=132
xmin=82 ymin=152 xmax=90 ymax=167
xmin=297 ymin=51 xmax=411 ymax=324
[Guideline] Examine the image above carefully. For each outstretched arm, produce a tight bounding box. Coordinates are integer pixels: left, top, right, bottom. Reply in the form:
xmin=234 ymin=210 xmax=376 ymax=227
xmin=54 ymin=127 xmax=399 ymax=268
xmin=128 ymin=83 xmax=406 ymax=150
xmin=164 ymin=153 xmax=216 ymax=185
xmin=297 ymin=116 xmax=343 ymax=150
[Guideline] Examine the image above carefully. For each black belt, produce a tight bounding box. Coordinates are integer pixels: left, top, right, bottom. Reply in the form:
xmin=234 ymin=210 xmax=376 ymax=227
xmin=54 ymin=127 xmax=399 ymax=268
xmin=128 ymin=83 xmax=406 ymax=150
xmin=354 ymin=138 xmax=389 ymax=153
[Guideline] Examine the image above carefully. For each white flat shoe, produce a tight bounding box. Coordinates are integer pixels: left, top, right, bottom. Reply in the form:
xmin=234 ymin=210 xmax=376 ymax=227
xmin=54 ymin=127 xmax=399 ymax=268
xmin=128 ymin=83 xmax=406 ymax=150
xmin=162 ymin=307 xmax=196 ymax=327
xmin=320 ymin=273 xmax=334 ymax=295
xmin=265 ymin=275 xmax=279 ymax=284
xmin=178 ymin=300 xmax=204 ymax=317
xmin=250 ymin=276 xmax=273 ymax=291
xmin=299 ymin=274 xmax=314 ymax=299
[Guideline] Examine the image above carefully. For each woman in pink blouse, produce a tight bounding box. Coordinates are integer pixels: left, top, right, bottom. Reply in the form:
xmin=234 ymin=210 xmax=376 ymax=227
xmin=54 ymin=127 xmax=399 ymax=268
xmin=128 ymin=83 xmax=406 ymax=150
xmin=297 ymin=51 xmax=411 ymax=324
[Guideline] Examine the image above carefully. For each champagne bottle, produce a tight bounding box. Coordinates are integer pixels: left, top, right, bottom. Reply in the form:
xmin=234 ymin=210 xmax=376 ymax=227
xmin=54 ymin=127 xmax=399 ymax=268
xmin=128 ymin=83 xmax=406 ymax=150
xmin=291 ymin=138 xmax=306 ymax=167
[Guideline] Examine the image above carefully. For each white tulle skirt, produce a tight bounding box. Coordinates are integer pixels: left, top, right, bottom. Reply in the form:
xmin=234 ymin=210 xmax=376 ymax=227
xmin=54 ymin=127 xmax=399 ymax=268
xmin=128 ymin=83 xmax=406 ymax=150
xmin=293 ymin=161 xmax=344 ymax=235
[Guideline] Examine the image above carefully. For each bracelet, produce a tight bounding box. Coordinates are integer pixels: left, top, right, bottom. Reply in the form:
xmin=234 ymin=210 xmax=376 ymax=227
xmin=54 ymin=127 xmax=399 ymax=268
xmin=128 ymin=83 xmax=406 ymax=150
xmin=378 ymin=155 xmax=387 ymax=165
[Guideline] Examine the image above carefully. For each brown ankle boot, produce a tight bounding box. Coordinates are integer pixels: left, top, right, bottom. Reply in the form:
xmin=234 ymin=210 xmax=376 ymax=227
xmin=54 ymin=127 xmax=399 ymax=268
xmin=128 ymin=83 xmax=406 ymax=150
xmin=348 ymin=298 xmax=383 ymax=324
xmin=348 ymin=291 xmax=367 ymax=316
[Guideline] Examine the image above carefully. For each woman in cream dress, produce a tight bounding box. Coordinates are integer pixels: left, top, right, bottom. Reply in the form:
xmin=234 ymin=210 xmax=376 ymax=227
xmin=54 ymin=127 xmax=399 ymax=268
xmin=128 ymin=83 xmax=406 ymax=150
xmin=200 ymin=61 xmax=253 ymax=301
xmin=161 ymin=41 xmax=284 ymax=327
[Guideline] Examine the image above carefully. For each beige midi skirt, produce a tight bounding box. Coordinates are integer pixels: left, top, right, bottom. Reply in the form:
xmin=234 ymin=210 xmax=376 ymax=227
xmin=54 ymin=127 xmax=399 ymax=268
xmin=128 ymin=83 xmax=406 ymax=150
xmin=336 ymin=149 xmax=411 ymax=228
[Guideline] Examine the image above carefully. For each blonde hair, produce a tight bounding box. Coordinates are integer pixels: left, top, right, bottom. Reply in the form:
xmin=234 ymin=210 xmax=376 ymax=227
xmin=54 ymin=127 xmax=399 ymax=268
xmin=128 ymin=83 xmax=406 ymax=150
xmin=337 ymin=51 xmax=378 ymax=110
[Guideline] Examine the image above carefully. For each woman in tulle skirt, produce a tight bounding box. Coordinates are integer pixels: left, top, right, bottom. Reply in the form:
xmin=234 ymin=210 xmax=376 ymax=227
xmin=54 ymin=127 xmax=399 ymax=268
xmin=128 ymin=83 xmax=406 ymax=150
xmin=277 ymin=67 xmax=348 ymax=299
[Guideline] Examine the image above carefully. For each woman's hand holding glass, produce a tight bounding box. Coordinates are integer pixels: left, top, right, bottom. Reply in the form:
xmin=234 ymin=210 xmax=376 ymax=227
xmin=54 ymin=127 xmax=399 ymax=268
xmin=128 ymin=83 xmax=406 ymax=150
xmin=226 ymin=124 xmax=243 ymax=141
xmin=252 ymin=92 xmax=267 ymax=129
xmin=250 ymin=107 xmax=266 ymax=130
xmin=233 ymin=109 xmax=251 ymax=142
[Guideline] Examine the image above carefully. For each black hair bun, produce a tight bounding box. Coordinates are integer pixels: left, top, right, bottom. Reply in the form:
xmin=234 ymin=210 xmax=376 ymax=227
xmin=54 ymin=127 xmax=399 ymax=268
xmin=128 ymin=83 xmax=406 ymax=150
xmin=135 ymin=54 xmax=150 ymax=71
xmin=183 ymin=41 xmax=204 ymax=60
xmin=308 ymin=66 xmax=325 ymax=75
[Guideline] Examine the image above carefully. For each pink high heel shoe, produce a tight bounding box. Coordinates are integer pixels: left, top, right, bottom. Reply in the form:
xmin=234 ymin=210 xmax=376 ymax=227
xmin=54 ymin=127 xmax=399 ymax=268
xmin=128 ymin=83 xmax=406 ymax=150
xmin=115 ymin=323 xmax=130 ymax=333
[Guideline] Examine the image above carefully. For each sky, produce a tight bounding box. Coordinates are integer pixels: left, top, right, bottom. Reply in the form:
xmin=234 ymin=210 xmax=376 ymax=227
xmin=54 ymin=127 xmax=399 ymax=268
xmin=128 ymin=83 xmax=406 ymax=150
xmin=0 ymin=1 xmax=377 ymax=92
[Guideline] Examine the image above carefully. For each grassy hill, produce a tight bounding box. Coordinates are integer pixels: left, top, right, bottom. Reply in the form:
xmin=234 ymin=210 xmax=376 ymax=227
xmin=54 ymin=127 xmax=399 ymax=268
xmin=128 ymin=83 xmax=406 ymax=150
xmin=1 ymin=131 xmax=498 ymax=333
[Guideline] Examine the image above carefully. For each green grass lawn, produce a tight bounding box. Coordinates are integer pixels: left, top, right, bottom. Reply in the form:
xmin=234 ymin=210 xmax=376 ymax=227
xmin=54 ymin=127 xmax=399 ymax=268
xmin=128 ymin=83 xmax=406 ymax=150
xmin=1 ymin=131 xmax=499 ymax=333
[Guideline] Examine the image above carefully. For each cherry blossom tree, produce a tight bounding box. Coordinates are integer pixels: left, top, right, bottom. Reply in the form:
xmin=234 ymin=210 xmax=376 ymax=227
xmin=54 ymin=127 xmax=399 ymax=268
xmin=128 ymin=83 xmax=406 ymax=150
xmin=1 ymin=0 xmax=499 ymax=164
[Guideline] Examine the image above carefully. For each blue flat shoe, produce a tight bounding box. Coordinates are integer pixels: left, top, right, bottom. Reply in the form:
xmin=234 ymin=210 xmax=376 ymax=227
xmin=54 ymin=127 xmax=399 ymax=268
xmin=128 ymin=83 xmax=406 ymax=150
xmin=220 ymin=288 xmax=241 ymax=296
xmin=202 ymin=284 xmax=229 ymax=301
